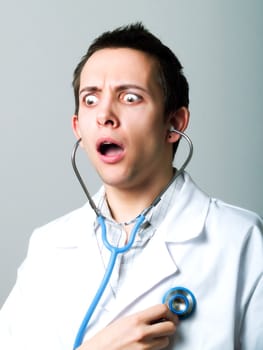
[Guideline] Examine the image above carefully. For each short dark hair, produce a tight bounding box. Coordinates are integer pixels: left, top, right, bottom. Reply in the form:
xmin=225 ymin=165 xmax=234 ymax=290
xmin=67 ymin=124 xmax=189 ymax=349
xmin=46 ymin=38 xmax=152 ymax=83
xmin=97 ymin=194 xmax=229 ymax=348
xmin=72 ymin=23 xmax=189 ymax=155
xmin=72 ymin=23 xmax=189 ymax=116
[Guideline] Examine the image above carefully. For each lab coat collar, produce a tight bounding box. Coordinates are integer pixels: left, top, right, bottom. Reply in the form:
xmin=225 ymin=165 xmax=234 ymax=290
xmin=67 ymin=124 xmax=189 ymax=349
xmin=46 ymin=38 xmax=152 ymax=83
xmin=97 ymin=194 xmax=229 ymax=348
xmin=51 ymin=204 xmax=97 ymax=248
xmin=89 ymin=172 xmax=210 ymax=245
xmin=159 ymin=172 xmax=210 ymax=243
xmin=53 ymin=172 xmax=210 ymax=248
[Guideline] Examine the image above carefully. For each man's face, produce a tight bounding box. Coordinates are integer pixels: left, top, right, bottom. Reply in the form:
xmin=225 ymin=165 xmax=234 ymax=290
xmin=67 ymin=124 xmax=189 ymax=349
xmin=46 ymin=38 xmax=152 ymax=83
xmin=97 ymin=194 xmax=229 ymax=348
xmin=72 ymin=48 xmax=175 ymax=191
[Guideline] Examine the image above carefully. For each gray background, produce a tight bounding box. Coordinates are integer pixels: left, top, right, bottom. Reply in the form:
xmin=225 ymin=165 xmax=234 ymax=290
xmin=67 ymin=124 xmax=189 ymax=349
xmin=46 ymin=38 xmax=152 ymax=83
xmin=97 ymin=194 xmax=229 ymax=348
xmin=0 ymin=0 xmax=262 ymax=307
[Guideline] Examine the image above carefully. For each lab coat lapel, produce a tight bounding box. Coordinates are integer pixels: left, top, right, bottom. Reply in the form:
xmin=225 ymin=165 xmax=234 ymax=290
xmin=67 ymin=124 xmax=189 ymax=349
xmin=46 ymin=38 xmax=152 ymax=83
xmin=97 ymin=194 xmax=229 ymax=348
xmin=50 ymin=203 xmax=111 ymax=343
xmin=52 ymin=203 xmax=107 ymax=306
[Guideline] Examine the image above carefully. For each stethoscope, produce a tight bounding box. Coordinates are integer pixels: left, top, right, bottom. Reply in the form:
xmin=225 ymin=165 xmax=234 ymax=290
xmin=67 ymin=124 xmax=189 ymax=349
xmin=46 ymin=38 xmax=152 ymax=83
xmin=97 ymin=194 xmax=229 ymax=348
xmin=71 ymin=128 xmax=196 ymax=349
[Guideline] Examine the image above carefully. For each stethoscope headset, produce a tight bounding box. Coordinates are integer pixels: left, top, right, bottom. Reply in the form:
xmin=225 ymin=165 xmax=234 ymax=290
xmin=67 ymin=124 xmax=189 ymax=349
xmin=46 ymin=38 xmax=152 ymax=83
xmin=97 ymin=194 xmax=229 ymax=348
xmin=71 ymin=127 xmax=196 ymax=349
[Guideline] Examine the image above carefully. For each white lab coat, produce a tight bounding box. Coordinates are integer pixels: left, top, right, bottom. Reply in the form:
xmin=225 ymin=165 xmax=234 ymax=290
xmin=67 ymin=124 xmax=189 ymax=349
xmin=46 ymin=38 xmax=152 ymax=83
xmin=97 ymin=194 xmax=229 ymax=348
xmin=0 ymin=172 xmax=263 ymax=350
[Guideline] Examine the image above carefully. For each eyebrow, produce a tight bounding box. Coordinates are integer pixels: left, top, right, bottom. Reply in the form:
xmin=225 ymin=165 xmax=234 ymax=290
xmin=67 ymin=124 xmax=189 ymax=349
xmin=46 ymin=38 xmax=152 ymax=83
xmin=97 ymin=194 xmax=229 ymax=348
xmin=79 ymin=86 xmax=99 ymax=96
xmin=79 ymin=84 xmax=149 ymax=96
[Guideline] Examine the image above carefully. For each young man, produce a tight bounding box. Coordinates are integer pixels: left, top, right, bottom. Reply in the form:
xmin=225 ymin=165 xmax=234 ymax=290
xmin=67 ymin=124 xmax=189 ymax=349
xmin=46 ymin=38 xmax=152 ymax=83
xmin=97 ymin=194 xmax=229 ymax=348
xmin=0 ymin=23 xmax=262 ymax=350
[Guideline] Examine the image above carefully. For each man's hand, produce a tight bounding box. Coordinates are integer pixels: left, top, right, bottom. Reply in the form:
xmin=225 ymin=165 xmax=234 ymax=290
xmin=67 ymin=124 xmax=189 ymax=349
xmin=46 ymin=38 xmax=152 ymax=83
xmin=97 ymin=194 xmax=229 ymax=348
xmin=78 ymin=304 xmax=179 ymax=350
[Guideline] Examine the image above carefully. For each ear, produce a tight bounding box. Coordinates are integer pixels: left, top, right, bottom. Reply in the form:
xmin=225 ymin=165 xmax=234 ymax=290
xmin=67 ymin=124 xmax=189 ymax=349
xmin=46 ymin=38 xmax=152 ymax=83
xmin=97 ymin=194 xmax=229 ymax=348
xmin=166 ymin=107 xmax=190 ymax=143
xmin=72 ymin=115 xmax=82 ymax=140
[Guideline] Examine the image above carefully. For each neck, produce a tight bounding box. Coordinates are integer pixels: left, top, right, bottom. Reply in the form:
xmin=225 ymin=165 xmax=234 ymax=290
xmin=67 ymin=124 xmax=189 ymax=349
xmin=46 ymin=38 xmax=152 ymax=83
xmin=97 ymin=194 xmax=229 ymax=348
xmin=104 ymin=170 xmax=174 ymax=224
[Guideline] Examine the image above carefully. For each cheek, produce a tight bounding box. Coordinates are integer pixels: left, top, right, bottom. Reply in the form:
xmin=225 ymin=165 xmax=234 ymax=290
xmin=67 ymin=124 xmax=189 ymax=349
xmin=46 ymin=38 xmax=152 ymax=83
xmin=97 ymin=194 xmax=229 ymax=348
xmin=77 ymin=114 xmax=95 ymax=135
xmin=75 ymin=121 xmax=95 ymax=152
xmin=129 ymin=125 xmax=166 ymax=156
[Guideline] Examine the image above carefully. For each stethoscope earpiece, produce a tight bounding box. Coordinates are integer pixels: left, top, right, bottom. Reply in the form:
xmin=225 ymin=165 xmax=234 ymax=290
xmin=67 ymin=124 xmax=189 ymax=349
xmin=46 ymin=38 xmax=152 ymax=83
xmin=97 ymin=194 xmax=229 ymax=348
xmin=163 ymin=287 xmax=196 ymax=319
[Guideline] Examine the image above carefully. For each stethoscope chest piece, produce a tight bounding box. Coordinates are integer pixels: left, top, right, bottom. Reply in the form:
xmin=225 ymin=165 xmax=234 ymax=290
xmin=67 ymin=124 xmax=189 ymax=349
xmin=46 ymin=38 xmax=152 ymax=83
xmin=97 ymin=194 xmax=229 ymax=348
xmin=163 ymin=287 xmax=196 ymax=319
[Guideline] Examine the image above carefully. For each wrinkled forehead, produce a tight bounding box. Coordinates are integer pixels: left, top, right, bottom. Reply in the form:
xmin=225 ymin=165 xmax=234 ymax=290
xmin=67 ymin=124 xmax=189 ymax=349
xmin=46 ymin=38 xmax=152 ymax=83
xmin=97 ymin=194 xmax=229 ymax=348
xmin=80 ymin=47 xmax=163 ymax=91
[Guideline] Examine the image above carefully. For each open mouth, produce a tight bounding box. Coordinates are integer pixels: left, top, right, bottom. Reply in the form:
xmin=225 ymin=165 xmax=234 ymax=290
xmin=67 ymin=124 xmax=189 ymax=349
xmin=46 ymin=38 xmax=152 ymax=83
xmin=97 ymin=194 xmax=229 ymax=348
xmin=98 ymin=141 xmax=124 ymax=156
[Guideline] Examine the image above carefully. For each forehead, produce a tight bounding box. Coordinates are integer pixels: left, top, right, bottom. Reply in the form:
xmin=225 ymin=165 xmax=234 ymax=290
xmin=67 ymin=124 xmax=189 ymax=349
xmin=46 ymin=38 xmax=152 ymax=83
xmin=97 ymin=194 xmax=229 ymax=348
xmin=80 ymin=47 xmax=161 ymax=88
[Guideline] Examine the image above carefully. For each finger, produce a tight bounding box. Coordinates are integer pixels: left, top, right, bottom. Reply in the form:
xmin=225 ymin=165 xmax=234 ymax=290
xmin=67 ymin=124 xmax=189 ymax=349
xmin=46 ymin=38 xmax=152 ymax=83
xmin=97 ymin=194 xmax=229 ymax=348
xmin=150 ymin=319 xmax=177 ymax=337
xmin=143 ymin=304 xmax=179 ymax=326
xmin=164 ymin=307 xmax=180 ymax=325
xmin=149 ymin=336 xmax=170 ymax=350
xmin=138 ymin=304 xmax=169 ymax=321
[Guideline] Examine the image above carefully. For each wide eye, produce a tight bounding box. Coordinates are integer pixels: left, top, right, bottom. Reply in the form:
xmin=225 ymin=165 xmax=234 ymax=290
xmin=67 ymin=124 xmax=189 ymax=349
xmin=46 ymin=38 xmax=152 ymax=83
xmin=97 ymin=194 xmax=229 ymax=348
xmin=84 ymin=94 xmax=98 ymax=106
xmin=121 ymin=92 xmax=141 ymax=104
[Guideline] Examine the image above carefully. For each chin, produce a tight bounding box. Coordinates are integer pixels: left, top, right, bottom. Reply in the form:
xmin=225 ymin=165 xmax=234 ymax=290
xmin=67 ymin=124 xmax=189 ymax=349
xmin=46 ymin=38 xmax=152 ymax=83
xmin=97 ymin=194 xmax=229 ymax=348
xmin=99 ymin=171 xmax=134 ymax=189
xmin=97 ymin=164 xmax=140 ymax=189
xmin=101 ymin=177 xmax=129 ymax=189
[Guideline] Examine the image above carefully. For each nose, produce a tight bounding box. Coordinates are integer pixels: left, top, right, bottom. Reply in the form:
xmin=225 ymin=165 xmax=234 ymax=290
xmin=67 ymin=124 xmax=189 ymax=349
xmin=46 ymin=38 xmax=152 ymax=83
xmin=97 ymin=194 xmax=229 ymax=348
xmin=96 ymin=97 xmax=120 ymax=128
xmin=97 ymin=114 xmax=119 ymax=128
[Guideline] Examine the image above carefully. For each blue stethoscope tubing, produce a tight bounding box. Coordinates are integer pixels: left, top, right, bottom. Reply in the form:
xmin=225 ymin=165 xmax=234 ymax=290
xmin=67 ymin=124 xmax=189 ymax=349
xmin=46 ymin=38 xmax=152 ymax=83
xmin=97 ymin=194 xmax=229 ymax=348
xmin=72 ymin=214 xmax=146 ymax=349
xmin=71 ymin=128 xmax=194 ymax=349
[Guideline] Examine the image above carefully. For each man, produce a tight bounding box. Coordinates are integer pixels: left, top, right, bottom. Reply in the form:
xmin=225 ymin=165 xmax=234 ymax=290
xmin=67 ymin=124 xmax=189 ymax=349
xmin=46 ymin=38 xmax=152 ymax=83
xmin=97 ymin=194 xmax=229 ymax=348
xmin=0 ymin=23 xmax=262 ymax=350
